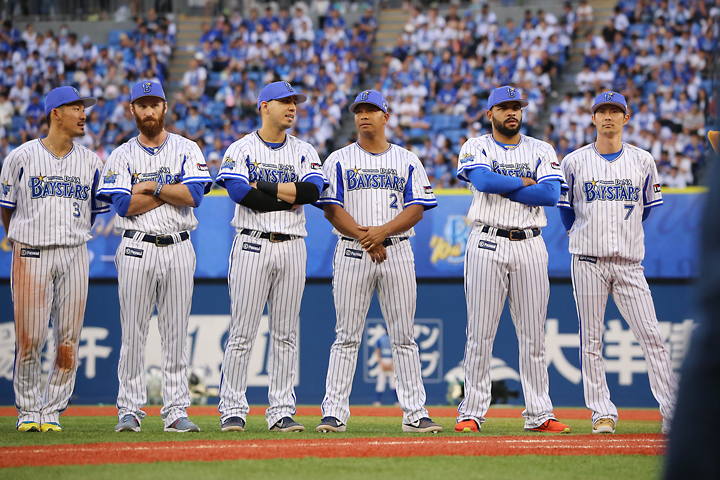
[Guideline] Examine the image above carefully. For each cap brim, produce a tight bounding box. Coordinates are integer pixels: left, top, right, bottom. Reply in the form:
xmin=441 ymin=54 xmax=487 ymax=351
xmin=489 ymin=99 xmax=529 ymax=109
xmin=348 ymin=101 xmax=386 ymax=113
xmin=591 ymin=101 xmax=627 ymax=114
xmin=131 ymin=94 xmax=166 ymax=103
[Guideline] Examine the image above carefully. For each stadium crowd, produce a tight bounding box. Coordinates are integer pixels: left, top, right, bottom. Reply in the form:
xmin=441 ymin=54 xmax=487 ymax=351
xmin=0 ymin=1 xmax=716 ymax=191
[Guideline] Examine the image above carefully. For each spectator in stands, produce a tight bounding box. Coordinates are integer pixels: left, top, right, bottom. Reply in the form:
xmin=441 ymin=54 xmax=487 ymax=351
xmin=9 ymin=76 xmax=30 ymax=115
xmin=0 ymin=92 xmax=13 ymax=130
xmin=184 ymin=104 xmax=205 ymax=142
xmin=183 ymin=57 xmax=207 ymax=101
xmin=59 ymin=33 xmax=83 ymax=73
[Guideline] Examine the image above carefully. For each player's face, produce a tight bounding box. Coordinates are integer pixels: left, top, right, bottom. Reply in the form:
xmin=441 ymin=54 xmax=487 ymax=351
xmin=592 ymin=105 xmax=629 ymax=135
xmin=55 ymin=101 xmax=88 ymax=138
xmin=354 ymin=103 xmax=388 ymax=136
xmin=264 ymin=97 xmax=298 ymax=130
xmin=489 ymin=102 xmax=523 ymax=137
xmin=131 ymin=97 xmax=167 ymax=138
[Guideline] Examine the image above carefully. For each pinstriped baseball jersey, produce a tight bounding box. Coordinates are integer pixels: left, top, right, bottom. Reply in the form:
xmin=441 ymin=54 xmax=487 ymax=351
xmin=215 ymin=132 xmax=328 ymax=236
xmin=457 ymin=134 xmax=566 ymax=230
xmin=316 ymin=142 xmax=437 ymax=235
xmin=0 ymin=140 xmax=110 ymax=246
xmin=558 ymin=142 xmax=662 ymax=262
xmin=97 ymin=133 xmax=212 ymax=234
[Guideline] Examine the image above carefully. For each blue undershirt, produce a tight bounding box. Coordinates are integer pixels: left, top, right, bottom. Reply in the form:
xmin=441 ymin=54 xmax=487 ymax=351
xmin=110 ymin=183 xmax=205 ymax=217
xmin=224 ymin=176 xmax=325 ymax=204
xmin=467 ymin=167 xmax=561 ymax=206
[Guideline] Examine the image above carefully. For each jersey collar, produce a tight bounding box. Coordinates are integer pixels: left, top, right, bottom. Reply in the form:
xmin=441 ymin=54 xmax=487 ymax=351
xmin=136 ymin=133 xmax=169 ymax=156
xmin=355 ymin=142 xmax=393 ymax=156
xmin=38 ymin=138 xmax=76 ymax=159
xmin=491 ymin=134 xmax=523 ymax=151
xmin=592 ymin=143 xmax=625 ymax=162
xmin=255 ymin=131 xmax=288 ymax=151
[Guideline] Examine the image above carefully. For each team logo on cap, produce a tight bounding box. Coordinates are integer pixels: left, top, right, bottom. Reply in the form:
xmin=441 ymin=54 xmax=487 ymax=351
xmin=605 ymin=92 xmax=614 ymax=101
xmin=507 ymin=87 xmax=516 ymax=98
xmin=142 ymin=82 xmax=153 ymax=93
xmin=72 ymin=87 xmax=81 ymax=98
xmin=382 ymin=102 xmax=387 ymax=112
xmin=284 ymin=82 xmax=294 ymax=92
xmin=361 ymin=91 xmax=370 ymax=101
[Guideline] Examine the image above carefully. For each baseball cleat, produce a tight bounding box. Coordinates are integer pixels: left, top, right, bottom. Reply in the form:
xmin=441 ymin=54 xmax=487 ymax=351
xmin=115 ymin=414 xmax=141 ymax=432
xmin=403 ymin=417 xmax=442 ymax=433
xmin=525 ymin=419 xmax=571 ymax=433
xmin=270 ymin=416 xmax=305 ymax=432
xmin=164 ymin=417 xmax=200 ymax=433
xmin=17 ymin=421 xmax=41 ymax=432
xmin=316 ymin=416 xmax=346 ymax=432
xmin=455 ymin=419 xmax=480 ymax=433
xmin=40 ymin=422 xmax=62 ymax=432
xmin=221 ymin=416 xmax=245 ymax=432
xmin=592 ymin=418 xmax=616 ymax=434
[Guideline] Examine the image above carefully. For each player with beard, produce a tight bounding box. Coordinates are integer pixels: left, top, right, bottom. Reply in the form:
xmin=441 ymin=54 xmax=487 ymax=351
xmin=97 ymin=81 xmax=213 ymax=433
xmin=454 ymin=86 xmax=571 ymax=434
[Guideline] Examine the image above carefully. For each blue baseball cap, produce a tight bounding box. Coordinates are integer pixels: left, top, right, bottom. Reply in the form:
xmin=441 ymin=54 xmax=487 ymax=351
xmin=487 ymin=85 xmax=529 ymax=110
xmin=591 ymin=91 xmax=627 ymax=114
xmin=348 ymin=90 xmax=388 ymax=113
xmin=257 ymin=81 xmax=308 ymax=109
xmin=131 ymin=81 xmax=166 ymax=103
xmin=44 ymin=86 xmax=96 ymax=116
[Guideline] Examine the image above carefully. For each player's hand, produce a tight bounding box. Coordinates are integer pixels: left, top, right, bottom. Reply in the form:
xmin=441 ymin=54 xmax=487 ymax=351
xmin=367 ymin=244 xmax=387 ymax=264
xmin=358 ymin=226 xmax=388 ymax=250
xmin=521 ymin=177 xmax=537 ymax=187
xmin=132 ymin=181 xmax=156 ymax=195
xmin=249 ymin=182 xmax=257 ymax=188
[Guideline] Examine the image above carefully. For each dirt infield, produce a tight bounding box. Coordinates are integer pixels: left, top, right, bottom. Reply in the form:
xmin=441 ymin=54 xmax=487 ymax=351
xmin=0 ymin=405 xmax=663 ymax=421
xmin=0 ymin=434 xmax=664 ymax=468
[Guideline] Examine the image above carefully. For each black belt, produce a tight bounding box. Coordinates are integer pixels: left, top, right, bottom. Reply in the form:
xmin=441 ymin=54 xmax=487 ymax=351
xmin=480 ymin=225 xmax=541 ymax=241
xmin=342 ymin=236 xmax=408 ymax=247
xmin=241 ymin=228 xmax=299 ymax=242
xmin=124 ymin=230 xmax=190 ymax=246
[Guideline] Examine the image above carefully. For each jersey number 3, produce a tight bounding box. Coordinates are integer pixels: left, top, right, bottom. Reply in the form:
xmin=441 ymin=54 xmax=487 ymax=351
xmin=73 ymin=202 xmax=80 ymax=217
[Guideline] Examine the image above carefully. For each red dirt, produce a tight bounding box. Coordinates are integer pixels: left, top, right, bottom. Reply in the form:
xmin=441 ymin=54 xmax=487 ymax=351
xmin=0 ymin=434 xmax=664 ymax=468
xmin=0 ymin=406 xmax=662 ymax=421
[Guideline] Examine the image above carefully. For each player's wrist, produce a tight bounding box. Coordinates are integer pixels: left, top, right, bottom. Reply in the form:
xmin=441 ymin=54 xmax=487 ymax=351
xmin=153 ymin=182 xmax=164 ymax=197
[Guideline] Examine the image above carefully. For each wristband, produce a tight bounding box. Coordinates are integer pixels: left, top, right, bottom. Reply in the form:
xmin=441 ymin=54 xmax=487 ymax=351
xmin=256 ymin=181 xmax=279 ymax=197
xmin=154 ymin=182 xmax=164 ymax=197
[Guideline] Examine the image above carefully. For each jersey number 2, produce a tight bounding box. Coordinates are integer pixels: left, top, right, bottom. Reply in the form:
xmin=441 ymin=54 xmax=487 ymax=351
xmin=389 ymin=193 xmax=398 ymax=209
xmin=624 ymin=205 xmax=634 ymax=220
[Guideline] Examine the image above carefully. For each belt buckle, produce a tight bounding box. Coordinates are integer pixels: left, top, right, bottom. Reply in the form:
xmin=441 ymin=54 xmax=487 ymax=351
xmin=269 ymin=233 xmax=280 ymax=243
xmin=509 ymin=230 xmax=523 ymax=241
xmin=155 ymin=235 xmax=171 ymax=246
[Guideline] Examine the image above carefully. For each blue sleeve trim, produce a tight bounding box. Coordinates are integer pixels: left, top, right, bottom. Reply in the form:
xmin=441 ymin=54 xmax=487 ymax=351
xmin=186 ymin=182 xmax=205 ymax=207
xmin=302 ymin=174 xmax=326 ymax=196
xmin=537 ymin=174 xmax=565 ymax=183
xmin=315 ymin=198 xmax=343 ymax=206
xmin=406 ymin=199 xmax=438 ymax=210
xmin=182 ymin=176 xmax=213 ymax=183
xmin=225 ymin=178 xmax=252 ymax=204
xmin=111 ymin=192 xmax=132 ymax=217
xmin=0 ymin=200 xmax=16 ymax=208
xmin=456 ymin=163 xmax=491 ymax=182
xmin=645 ymin=199 xmax=663 ymax=207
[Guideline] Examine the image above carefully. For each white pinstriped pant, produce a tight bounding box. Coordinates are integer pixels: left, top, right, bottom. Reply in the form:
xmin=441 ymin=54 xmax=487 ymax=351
xmin=12 ymin=242 xmax=88 ymax=426
xmin=115 ymin=235 xmax=196 ymax=427
xmin=571 ymin=254 xmax=677 ymax=428
xmin=458 ymin=227 xmax=556 ymax=429
xmin=321 ymin=238 xmax=428 ymax=425
xmin=218 ymin=234 xmax=306 ymax=428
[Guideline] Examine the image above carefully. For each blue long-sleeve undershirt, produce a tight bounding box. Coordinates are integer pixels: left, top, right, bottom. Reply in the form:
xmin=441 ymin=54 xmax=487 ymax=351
xmin=559 ymin=206 xmax=653 ymax=232
xmin=467 ymin=167 xmax=560 ymax=206
xmin=505 ymin=181 xmax=561 ymax=207
xmin=110 ymin=183 xmax=205 ymax=217
xmin=467 ymin=167 xmax=524 ymax=194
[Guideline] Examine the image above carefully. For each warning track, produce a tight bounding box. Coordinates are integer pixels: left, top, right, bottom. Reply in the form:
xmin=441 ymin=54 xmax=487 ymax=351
xmin=0 ymin=434 xmax=664 ymax=467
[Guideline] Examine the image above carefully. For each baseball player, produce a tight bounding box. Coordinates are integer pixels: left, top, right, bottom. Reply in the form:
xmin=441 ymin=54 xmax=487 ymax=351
xmin=315 ymin=90 xmax=442 ymax=433
xmin=455 ymin=85 xmax=571 ymax=434
xmin=0 ymin=86 xmax=109 ymax=432
xmin=97 ymin=81 xmax=212 ymax=433
xmin=558 ymin=91 xmax=677 ymax=434
xmin=373 ymin=326 xmax=397 ymax=406
xmin=215 ymin=81 xmax=328 ymax=433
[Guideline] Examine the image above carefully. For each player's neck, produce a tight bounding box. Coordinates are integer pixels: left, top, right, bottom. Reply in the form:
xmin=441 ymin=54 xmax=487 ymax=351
xmin=138 ymin=129 xmax=167 ymax=148
xmin=595 ymin=134 xmax=623 ymax=154
xmin=258 ymin=125 xmax=286 ymax=144
xmin=357 ymin=134 xmax=390 ymax=154
xmin=491 ymin=130 xmax=520 ymax=146
xmin=41 ymin=130 xmax=74 ymax=158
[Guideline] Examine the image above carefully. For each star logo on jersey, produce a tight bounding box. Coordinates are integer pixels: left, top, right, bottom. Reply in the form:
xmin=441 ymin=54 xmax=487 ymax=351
xmin=1 ymin=180 xmax=10 ymax=196
xmin=103 ymin=170 xmax=118 ymax=184
xmin=352 ymin=166 xmax=360 ymax=174
xmin=131 ymin=172 xmax=140 ymax=184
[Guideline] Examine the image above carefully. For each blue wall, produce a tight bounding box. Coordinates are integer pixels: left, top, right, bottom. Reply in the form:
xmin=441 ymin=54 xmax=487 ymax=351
xmin=0 ymin=279 xmax=698 ymax=410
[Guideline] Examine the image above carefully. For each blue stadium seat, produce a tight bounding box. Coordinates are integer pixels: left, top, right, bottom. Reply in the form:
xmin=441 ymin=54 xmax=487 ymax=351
xmin=108 ymin=30 xmax=131 ymax=47
xmin=11 ymin=115 xmax=24 ymax=130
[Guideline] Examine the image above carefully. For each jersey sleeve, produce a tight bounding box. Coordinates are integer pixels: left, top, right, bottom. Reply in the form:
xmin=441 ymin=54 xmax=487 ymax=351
xmin=404 ymin=154 xmax=438 ymax=210
xmin=316 ymin=152 xmax=343 ymax=206
xmin=557 ymin=156 xmax=574 ymax=209
xmin=181 ymin=141 xmax=213 ymax=194
xmin=299 ymin=143 xmax=329 ymax=190
xmin=215 ymin=143 xmax=250 ymax=188
xmin=535 ymin=143 xmax=568 ymax=190
xmin=643 ymin=153 xmax=663 ymax=208
xmin=0 ymin=149 xmax=21 ymax=208
xmin=456 ymin=138 xmax=491 ymax=182
xmin=97 ymin=148 xmax=133 ymax=202
xmin=90 ymin=155 xmax=111 ymax=213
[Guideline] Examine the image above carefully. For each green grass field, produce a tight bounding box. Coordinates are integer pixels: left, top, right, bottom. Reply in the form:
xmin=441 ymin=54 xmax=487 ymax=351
xmin=0 ymin=414 xmax=666 ymax=480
